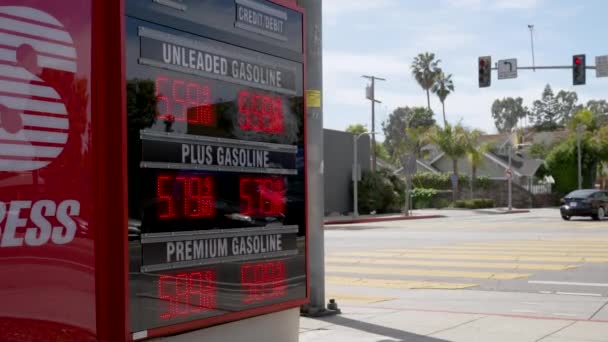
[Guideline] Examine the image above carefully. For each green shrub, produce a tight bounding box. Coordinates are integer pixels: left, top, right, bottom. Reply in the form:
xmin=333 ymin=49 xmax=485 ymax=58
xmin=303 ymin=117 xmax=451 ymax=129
xmin=358 ymin=170 xmax=405 ymax=214
xmin=453 ymin=198 xmax=495 ymax=209
xmin=411 ymin=188 xmax=438 ymax=209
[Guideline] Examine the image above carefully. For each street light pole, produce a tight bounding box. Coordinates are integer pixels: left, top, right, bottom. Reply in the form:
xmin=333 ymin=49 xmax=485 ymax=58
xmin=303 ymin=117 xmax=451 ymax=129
xmin=362 ymin=75 xmax=385 ymax=172
xmin=353 ymin=134 xmax=359 ymax=218
xmin=353 ymin=132 xmax=378 ymax=218
xmin=528 ymin=24 xmax=536 ymax=72
xmin=508 ymin=145 xmax=512 ymax=211
xmin=577 ymin=124 xmax=587 ymax=189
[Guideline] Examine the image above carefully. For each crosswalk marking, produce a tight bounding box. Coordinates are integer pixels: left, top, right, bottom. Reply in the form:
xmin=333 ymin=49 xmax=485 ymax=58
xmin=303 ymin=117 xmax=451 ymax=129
xmin=326 ymin=276 xmax=478 ymax=289
xmin=325 ymin=257 xmax=579 ymax=271
xmin=333 ymin=251 xmax=608 ymax=263
xmin=383 ymin=248 xmax=608 ymax=257
xmin=325 ymin=237 xmax=608 ymax=296
xmin=326 ymin=265 xmax=531 ymax=280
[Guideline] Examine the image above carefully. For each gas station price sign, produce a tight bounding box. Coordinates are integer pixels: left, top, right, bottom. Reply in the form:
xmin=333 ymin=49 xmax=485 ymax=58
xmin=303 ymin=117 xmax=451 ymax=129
xmin=125 ymin=0 xmax=306 ymax=336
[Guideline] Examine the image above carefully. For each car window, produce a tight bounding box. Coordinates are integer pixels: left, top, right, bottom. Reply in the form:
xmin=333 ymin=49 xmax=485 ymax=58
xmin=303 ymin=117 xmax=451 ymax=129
xmin=566 ymin=190 xmax=596 ymax=198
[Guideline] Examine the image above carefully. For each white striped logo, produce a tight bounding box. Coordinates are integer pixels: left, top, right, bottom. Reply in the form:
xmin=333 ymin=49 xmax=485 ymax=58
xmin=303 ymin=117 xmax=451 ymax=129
xmin=0 ymin=6 xmax=76 ymax=172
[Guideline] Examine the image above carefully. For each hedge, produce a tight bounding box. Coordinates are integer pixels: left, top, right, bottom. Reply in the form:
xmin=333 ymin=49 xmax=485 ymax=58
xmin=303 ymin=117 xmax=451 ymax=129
xmin=454 ymin=198 xmax=495 ymax=209
xmin=411 ymin=172 xmax=491 ymax=190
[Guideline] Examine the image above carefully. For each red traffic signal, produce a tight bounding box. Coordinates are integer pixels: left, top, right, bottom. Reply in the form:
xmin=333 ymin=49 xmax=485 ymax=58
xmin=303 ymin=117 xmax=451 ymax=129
xmin=478 ymin=56 xmax=491 ymax=88
xmin=573 ymin=54 xmax=586 ymax=86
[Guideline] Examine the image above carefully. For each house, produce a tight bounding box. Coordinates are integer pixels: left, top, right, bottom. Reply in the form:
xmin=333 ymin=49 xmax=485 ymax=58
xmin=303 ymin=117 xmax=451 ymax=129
xmin=416 ymin=132 xmax=546 ymax=191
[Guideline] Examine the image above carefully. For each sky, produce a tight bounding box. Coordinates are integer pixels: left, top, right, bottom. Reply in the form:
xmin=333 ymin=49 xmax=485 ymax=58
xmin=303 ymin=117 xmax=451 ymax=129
xmin=321 ymin=0 xmax=608 ymax=139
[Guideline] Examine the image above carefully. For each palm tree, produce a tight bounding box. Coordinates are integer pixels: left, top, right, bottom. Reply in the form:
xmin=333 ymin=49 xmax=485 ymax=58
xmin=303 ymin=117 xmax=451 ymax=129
xmin=465 ymin=130 xmax=493 ymax=198
xmin=426 ymin=123 xmax=469 ymax=199
xmin=411 ymin=52 xmax=442 ymax=112
xmin=432 ymin=72 xmax=455 ymax=127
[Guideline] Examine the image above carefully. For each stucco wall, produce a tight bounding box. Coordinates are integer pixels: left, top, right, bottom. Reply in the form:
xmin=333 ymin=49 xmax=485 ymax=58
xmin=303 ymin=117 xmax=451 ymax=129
xmin=323 ymin=129 xmax=371 ymax=215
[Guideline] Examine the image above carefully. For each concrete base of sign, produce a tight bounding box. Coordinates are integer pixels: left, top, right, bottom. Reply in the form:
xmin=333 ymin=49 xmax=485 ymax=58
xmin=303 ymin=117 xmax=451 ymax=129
xmin=149 ymin=308 xmax=300 ymax=342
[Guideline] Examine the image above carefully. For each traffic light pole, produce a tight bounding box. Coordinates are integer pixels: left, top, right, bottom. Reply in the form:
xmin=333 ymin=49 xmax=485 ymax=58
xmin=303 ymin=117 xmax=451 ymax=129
xmin=491 ymin=65 xmax=597 ymax=70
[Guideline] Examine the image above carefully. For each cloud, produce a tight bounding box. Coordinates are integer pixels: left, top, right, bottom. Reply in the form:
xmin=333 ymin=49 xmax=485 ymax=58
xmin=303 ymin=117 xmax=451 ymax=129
xmin=324 ymin=51 xmax=411 ymax=77
xmin=442 ymin=0 xmax=543 ymax=10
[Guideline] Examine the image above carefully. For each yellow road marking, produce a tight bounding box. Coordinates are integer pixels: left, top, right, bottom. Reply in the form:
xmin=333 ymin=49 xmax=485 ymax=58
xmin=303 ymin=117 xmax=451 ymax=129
xmin=333 ymin=251 xmax=608 ymax=263
xmin=325 ymin=257 xmax=579 ymax=271
xmin=326 ymin=293 xmax=396 ymax=304
xmin=326 ymin=276 xmax=478 ymax=289
xmin=326 ymin=265 xmax=531 ymax=280
xmin=384 ymin=248 xmax=608 ymax=257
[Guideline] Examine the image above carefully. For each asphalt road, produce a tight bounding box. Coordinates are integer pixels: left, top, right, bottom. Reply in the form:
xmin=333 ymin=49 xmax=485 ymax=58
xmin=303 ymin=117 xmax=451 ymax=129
xmin=322 ymin=208 xmax=608 ymax=322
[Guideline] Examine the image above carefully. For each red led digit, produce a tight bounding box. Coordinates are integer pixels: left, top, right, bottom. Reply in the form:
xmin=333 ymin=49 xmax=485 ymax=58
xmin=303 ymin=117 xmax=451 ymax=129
xmin=187 ymin=176 xmax=215 ymax=218
xmin=155 ymin=77 xmax=171 ymax=120
xmin=200 ymin=85 xmax=214 ymax=125
xmin=172 ymin=80 xmax=186 ymax=121
xmin=175 ymin=273 xmax=189 ymax=316
xmin=189 ymin=271 xmax=216 ymax=312
xmin=157 ymin=176 xmax=175 ymax=219
xmin=158 ymin=275 xmax=173 ymax=319
xmin=186 ymin=82 xmax=200 ymax=124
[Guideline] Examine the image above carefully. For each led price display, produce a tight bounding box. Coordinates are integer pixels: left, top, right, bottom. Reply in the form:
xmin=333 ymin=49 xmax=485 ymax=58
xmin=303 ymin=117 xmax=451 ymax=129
xmin=241 ymin=260 xmax=287 ymax=304
xmin=156 ymin=175 xmax=215 ymax=219
xmin=156 ymin=76 xmax=214 ymax=125
xmin=126 ymin=2 xmax=306 ymax=334
xmin=158 ymin=270 xmax=217 ymax=319
xmin=237 ymin=90 xmax=284 ymax=133
xmin=240 ymin=176 xmax=286 ymax=217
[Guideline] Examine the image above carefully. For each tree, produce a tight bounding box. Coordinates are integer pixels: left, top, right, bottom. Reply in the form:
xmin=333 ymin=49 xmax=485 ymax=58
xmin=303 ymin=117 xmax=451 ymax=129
xmin=491 ymin=97 xmax=528 ymax=133
xmin=375 ymin=143 xmax=390 ymax=162
xmin=410 ymin=52 xmax=442 ymax=112
xmin=382 ymin=106 xmax=435 ymax=158
xmin=431 ymin=72 xmax=454 ymax=126
xmin=555 ymin=90 xmax=580 ymax=124
xmin=531 ymin=84 xmax=562 ymax=131
xmin=425 ymin=123 xmax=470 ymax=197
xmin=345 ymin=124 xmax=368 ymax=135
xmin=547 ymin=109 xmax=608 ymax=194
xmin=465 ymin=130 xmax=493 ymax=198
xmin=585 ymin=100 xmax=608 ymax=125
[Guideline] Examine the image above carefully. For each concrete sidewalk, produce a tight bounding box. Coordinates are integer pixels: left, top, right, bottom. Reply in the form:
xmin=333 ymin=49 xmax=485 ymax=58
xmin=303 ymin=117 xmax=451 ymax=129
xmin=324 ymin=208 xmax=531 ymax=225
xmin=300 ymin=304 xmax=608 ymax=342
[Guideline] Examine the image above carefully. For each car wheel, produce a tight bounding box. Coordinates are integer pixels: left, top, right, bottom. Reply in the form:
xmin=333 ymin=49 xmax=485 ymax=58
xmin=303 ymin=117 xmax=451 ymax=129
xmin=561 ymin=215 xmax=571 ymax=221
xmin=597 ymin=207 xmax=606 ymax=221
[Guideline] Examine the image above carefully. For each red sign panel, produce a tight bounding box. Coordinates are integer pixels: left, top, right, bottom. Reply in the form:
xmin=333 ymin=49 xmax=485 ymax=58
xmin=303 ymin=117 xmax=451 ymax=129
xmin=0 ymin=1 xmax=95 ymax=340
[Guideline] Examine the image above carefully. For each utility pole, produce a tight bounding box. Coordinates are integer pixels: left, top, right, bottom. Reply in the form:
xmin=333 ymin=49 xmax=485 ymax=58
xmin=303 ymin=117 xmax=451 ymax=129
xmin=362 ymin=75 xmax=385 ymax=171
xmin=297 ymin=0 xmax=337 ymax=317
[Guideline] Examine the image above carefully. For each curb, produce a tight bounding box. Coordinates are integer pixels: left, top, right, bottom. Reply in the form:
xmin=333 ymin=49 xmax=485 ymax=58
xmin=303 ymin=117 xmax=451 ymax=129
xmin=476 ymin=209 xmax=531 ymax=215
xmin=324 ymin=215 xmax=444 ymax=225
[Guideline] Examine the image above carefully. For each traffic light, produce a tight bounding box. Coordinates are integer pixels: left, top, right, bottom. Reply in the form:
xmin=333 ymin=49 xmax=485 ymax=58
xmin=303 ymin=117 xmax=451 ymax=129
xmin=573 ymin=54 xmax=586 ymax=85
xmin=478 ymin=56 xmax=491 ymax=88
